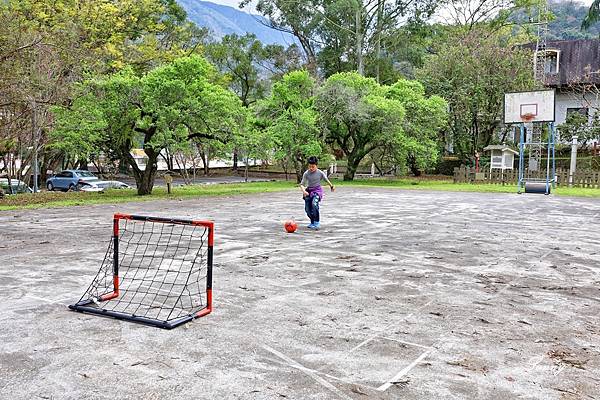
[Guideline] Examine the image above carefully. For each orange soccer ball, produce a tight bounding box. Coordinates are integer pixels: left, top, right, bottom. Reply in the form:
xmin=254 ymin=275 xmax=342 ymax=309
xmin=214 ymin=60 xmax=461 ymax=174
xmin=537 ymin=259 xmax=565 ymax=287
xmin=284 ymin=220 xmax=297 ymax=233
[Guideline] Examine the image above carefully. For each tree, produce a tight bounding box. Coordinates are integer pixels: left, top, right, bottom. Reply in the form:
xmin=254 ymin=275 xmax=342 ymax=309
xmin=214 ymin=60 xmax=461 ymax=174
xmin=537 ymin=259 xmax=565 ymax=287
xmin=545 ymin=0 xmax=600 ymax=39
xmin=52 ymin=56 xmax=245 ymax=195
xmin=235 ymin=116 xmax=274 ymax=182
xmin=417 ymin=28 xmax=535 ymax=160
xmin=205 ymin=34 xmax=271 ymax=108
xmin=245 ymin=0 xmax=438 ymax=78
xmin=241 ymin=0 xmax=321 ymax=73
xmin=205 ymin=33 xmax=303 ymax=171
xmin=257 ymin=70 xmax=323 ymax=183
xmin=582 ymin=0 xmax=600 ymax=30
xmin=385 ymin=79 xmax=447 ymax=175
xmin=314 ymin=72 xmax=406 ymax=180
xmin=438 ymin=0 xmax=545 ymax=30
xmin=558 ymin=112 xmax=600 ymax=147
xmin=0 ymin=0 xmax=207 ymax=187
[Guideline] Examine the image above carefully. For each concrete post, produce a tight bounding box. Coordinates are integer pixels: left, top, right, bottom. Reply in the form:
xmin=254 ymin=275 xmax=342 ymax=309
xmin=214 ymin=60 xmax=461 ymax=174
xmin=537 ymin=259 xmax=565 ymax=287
xmin=568 ymin=135 xmax=578 ymax=187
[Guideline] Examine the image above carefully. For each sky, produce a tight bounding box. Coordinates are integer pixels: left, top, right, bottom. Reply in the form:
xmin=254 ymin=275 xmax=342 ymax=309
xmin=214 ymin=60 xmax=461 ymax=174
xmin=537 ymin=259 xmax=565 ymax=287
xmin=208 ymin=0 xmax=596 ymax=9
xmin=206 ymin=0 xmax=597 ymax=26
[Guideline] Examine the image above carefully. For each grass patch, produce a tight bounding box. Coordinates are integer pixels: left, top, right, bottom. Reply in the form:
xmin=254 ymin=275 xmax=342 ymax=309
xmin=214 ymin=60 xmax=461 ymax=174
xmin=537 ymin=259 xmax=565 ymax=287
xmin=334 ymin=178 xmax=600 ymax=197
xmin=2 ymin=177 xmax=599 ymax=211
xmin=0 ymin=180 xmax=296 ymax=211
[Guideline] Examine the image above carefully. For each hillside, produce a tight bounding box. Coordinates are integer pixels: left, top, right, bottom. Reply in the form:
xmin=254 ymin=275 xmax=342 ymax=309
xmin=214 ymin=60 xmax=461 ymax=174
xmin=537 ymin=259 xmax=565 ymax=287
xmin=177 ymin=0 xmax=297 ymax=46
xmin=548 ymin=0 xmax=600 ymax=40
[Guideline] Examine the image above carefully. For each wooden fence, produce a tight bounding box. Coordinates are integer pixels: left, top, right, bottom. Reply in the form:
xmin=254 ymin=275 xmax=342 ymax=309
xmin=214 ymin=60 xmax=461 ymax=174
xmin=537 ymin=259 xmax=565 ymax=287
xmin=453 ymin=166 xmax=600 ymax=188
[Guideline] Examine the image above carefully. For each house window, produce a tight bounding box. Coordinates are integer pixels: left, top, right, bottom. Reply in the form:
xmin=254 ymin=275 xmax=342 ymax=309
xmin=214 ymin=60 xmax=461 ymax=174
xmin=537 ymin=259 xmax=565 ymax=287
xmin=542 ymin=50 xmax=559 ymax=74
xmin=566 ymin=107 xmax=588 ymax=118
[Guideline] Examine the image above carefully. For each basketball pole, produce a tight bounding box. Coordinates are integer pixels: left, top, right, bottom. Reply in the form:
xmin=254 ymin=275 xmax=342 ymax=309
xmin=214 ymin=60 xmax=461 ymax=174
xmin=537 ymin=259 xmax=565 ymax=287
xmin=518 ymin=123 xmax=525 ymax=194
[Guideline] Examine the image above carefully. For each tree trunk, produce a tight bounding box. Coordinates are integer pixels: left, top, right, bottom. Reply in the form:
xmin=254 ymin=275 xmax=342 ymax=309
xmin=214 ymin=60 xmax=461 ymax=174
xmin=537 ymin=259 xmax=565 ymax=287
xmin=233 ymin=150 xmax=238 ymax=171
xmin=408 ymin=155 xmax=422 ymax=177
xmin=344 ymin=162 xmax=358 ymax=181
xmin=295 ymin=158 xmax=303 ymax=184
xmin=125 ymin=148 xmax=158 ymax=195
xmin=134 ymin=164 xmax=157 ymax=195
xmin=203 ymin=152 xmax=209 ymax=175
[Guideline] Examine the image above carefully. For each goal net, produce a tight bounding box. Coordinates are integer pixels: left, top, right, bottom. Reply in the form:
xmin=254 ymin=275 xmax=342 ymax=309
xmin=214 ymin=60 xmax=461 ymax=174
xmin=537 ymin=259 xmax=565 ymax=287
xmin=69 ymin=214 xmax=214 ymax=329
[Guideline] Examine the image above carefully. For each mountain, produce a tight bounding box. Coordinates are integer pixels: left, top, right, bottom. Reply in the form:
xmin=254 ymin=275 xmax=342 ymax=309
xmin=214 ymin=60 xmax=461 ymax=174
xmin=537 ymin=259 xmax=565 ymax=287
xmin=177 ymin=0 xmax=297 ymax=46
xmin=547 ymin=0 xmax=600 ymax=40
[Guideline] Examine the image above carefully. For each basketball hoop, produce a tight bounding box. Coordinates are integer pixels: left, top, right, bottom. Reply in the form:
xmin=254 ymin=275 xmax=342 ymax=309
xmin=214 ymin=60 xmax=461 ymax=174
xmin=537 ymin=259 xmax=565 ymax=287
xmin=520 ymin=112 xmax=536 ymax=123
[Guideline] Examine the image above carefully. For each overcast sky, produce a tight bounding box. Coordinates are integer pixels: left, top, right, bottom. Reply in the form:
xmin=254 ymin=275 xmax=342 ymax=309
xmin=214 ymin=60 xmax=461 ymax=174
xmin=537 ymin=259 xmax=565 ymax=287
xmin=207 ymin=0 xmax=595 ymax=12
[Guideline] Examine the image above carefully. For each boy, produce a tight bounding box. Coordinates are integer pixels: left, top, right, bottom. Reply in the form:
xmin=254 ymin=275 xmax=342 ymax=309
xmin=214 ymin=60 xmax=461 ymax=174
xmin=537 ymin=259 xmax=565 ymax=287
xmin=299 ymin=156 xmax=335 ymax=230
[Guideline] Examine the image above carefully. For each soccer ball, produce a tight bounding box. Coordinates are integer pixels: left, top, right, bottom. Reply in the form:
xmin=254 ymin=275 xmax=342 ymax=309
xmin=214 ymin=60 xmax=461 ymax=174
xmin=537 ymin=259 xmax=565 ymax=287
xmin=284 ymin=220 xmax=297 ymax=233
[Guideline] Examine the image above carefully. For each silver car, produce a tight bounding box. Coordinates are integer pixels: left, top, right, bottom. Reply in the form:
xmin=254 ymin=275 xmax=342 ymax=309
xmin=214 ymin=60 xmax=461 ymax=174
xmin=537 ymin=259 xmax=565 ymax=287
xmin=0 ymin=178 xmax=32 ymax=194
xmin=77 ymin=180 xmax=132 ymax=192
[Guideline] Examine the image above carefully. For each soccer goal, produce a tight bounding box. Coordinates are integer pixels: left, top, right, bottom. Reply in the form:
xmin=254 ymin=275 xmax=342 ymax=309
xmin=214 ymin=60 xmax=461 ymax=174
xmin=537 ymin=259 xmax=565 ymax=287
xmin=69 ymin=214 xmax=214 ymax=329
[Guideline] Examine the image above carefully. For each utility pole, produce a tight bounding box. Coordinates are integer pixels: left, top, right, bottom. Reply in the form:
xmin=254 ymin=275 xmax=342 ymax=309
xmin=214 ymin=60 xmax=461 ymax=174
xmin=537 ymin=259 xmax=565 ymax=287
xmin=355 ymin=0 xmax=364 ymax=75
xmin=31 ymin=100 xmax=39 ymax=193
xmin=375 ymin=0 xmax=383 ymax=82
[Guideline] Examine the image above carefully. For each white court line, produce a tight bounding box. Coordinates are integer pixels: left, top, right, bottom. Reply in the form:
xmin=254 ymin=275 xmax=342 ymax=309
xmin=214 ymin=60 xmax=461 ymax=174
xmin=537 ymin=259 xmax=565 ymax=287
xmin=377 ymin=349 xmax=432 ymax=391
xmin=262 ymin=345 xmax=355 ymax=400
xmin=374 ymin=249 xmax=557 ymax=392
xmin=346 ymin=299 xmax=435 ymax=355
xmin=388 ymin=250 xmax=558 ymax=392
xmin=381 ymin=336 xmax=432 ymax=350
xmin=265 ymin=355 xmax=379 ymax=390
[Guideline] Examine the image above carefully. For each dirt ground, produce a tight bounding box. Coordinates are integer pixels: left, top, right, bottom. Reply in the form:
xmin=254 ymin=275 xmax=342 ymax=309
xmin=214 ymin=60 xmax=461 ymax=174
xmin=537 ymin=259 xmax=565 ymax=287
xmin=1 ymin=187 xmax=599 ymax=399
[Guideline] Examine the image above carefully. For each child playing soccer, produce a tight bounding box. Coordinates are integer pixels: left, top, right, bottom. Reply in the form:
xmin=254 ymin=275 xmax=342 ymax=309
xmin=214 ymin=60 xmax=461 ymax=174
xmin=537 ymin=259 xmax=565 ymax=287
xmin=299 ymin=156 xmax=335 ymax=230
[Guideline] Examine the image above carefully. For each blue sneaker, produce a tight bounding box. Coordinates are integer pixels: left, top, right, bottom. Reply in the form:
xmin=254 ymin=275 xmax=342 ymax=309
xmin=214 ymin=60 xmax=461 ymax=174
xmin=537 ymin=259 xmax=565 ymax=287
xmin=312 ymin=222 xmax=320 ymax=230
xmin=307 ymin=223 xmax=315 ymax=229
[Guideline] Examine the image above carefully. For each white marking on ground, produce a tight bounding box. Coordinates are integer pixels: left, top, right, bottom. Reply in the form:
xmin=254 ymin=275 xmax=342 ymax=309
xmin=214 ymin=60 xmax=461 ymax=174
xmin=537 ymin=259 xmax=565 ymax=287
xmin=377 ymin=349 xmax=432 ymax=391
xmin=346 ymin=299 xmax=435 ymax=355
xmin=381 ymin=337 xmax=433 ymax=350
xmin=376 ymin=249 xmax=553 ymax=392
xmin=262 ymin=345 xmax=355 ymax=400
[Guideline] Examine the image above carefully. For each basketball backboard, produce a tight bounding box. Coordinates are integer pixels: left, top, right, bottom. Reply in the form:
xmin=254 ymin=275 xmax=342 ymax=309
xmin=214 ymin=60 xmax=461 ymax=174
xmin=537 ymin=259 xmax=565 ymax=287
xmin=504 ymin=90 xmax=555 ymax=124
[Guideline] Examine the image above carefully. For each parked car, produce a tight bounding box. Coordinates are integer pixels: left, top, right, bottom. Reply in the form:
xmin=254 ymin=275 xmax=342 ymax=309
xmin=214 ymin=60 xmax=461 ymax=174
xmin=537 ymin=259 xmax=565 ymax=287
xmin=0 ymin=178 xmax=33 ymax=194
xmin=46 ymin=170 xmax=99 ymax=191
xmin=77 ymin=180 xmax=132 ymax=192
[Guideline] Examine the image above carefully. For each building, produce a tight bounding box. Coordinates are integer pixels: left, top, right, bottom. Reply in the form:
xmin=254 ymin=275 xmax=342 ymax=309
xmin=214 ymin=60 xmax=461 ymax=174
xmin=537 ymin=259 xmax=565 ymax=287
xmin=525 ymin=39 xmax=600 ymax=139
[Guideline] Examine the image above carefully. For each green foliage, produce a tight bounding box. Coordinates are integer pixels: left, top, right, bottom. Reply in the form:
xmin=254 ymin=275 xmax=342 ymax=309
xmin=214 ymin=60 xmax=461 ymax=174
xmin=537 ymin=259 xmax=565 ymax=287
xmin=257 ymin=70 xmax=323 ymax=182
xmin=0 ymin=0 xmax=208 ymax=185
xmin=558 ymin=111 xmax=600 ymax=146
xmin=51 ymin=55 xmax=245 ymax=195
xmin=315 ymin=72 xmax=408 ymax=180
xmin=205 ymin=34 xmax=303 ymax=107
xmin=545 ymin=0 xmax=600 ymax=38
xmin=385 ymin=79 xmax=448 ymax=175
xmin=205 ymin=34 xmax=270 ymax=107
xmin=582 ymin=0 xmax=600 ymax=30
xmin=417 ymin=28 xmax=535 ymax=160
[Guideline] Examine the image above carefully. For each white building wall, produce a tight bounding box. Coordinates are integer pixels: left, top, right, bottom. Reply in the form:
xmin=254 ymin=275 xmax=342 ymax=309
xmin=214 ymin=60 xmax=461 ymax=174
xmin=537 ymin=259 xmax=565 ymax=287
xmin=554 ymin=90 xmax=600 ymax=142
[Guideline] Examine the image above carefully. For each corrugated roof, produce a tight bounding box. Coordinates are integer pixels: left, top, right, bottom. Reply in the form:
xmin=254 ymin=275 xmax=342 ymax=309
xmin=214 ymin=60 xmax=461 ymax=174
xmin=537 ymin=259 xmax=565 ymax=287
xmin=521 ymin=39 xmax=600 ymax=87
xmin=483 ymin=145 xmax=519 ymax=154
